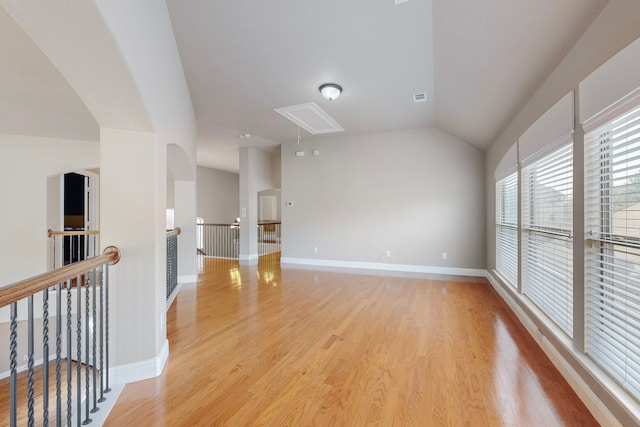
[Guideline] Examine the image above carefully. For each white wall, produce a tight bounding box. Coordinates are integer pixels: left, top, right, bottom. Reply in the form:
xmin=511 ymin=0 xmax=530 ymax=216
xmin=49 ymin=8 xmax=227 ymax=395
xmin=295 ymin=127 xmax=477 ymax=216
xmin=0 ymin=133 xmax=99 ymax=285
xmin=197 ymin=166 xmax=239 ymax=223
xmin=1 ymin=0 xmax=198 ymax=383
xmin=281 ymin=127 xmax=485 ymax=270
xmin=239 ymin=147 xmax=277 ymax=259
xmin=271 ymin=151 xmax=281 ymax=188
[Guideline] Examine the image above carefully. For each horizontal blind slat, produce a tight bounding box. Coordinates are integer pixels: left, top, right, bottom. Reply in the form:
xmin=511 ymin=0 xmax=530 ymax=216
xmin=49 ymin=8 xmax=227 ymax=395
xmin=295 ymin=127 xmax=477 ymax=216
xmin=585 ymin=102 xmax=640 ymax=400
xmin=522 ymin=142 xmax=573 ymax=336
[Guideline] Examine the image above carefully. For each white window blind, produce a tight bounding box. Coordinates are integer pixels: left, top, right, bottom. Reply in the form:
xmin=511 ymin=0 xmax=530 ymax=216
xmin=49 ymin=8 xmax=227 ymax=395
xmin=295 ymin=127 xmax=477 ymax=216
xmin=522 ymin=140 xmax=573 ymax=336
xmin=496 ymin=172 xmax=518 ymax=287
xmin=585 ymin=100 xmax=640 ymax=400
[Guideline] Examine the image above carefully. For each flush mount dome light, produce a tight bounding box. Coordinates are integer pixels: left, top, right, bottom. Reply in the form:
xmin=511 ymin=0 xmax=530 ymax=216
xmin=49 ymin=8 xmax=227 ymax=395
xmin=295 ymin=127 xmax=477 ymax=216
xmin=319 ymin=83 xmax=342 ymax=101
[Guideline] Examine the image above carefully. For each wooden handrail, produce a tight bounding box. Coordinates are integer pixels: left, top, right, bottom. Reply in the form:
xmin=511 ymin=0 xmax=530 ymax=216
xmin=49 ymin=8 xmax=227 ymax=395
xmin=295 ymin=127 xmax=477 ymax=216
xmin=166 ymin=227 xmax=182 ymax=238
xmin=48 ymin=229 xmax=100 ymax=238
xmin=0 ymin=246 xmax=121 ymax=308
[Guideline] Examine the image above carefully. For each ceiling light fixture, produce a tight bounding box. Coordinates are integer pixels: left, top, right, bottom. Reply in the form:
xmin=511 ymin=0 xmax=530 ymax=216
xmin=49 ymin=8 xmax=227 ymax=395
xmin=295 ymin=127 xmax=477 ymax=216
xmin=238 ymin=133 xmax=251 ymax=139
xmin=319 ymin=83 xmax=342 ymax=101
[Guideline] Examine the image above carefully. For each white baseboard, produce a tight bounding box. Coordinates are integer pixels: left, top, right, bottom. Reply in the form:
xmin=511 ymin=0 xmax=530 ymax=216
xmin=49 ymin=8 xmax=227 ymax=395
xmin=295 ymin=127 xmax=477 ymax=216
xmin=280 ymin=257 xmax=486 ymax=277
xmin=78 ymin=383 xmax=125 ymax=427
xmin=109 ymin=338 xmax=169 ymax=385
xmin=484 ymin=271 xmax=624 ymax=427
xmin=166 ymin=283 xmax=182 ymax=311
xmin=239 ymin=253 xmax=259 ymax=261
xmin=178 ymin=274 xmax=197 ymax=283
xmin=0 ymin=353 xmax=60 ymax=380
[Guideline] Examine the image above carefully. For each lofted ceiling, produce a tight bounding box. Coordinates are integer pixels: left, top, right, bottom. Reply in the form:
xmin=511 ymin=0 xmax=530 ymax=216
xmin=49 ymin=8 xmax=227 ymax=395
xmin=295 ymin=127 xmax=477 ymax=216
xmin=0 ymin=0 xmax=608 ymax=172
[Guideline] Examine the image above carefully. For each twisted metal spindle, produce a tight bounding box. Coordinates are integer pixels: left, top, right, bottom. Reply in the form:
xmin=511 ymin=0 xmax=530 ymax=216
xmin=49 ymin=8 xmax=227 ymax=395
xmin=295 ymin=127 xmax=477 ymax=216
xmin=76 ymin=276 xmax=82 ymax=426
xmin=43 ymin=288 xmax=50 ymax=427
xmin=66 ymin=280 xmax=72 ymax=427
xmin=9 ymin=303 xmax=18 ymax=427
xmin=98 ymin=268 xmax=106 ymax=403
xmin=83 ymin=272 xmax=92 ymax=425
xmin=105 ymin=264 xmax=111 ymax=393
xmin=28 ymin=295 xmax=35 ymax=427
xmin=91 ymin=268 xmax=99 ymax=413
xmin=56 ymin=283 xmax=62 ymax=427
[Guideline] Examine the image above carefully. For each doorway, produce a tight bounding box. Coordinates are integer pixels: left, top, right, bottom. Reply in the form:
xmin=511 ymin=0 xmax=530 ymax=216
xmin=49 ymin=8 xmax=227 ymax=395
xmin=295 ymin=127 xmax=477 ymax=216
xmin=47 ymin=170 xmax=99 ymax=267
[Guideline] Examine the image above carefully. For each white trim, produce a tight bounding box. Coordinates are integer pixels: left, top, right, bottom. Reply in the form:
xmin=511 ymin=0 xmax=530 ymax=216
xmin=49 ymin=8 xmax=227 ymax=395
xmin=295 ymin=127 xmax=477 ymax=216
xmin=485 ymin=271 xmax=625 ymax=427
xmin=77 ymin=383 xmax=125 ymax=427
xmin=178 ymin=274 xmax=197 ymax=283
xmin=0 ymin=353 xmax=60 ymax=380
xmin=280 ymin=257 xmax=486 ymax=277
xmin=519 ymin=91 xmax=574 ymax=163
xmin=239 ymin=253 xmax=259 ymax=261
xmin=109 ymin=339 xmax=169 ymax=385
xmin=166 ymin=282 xmax=182 ymax=310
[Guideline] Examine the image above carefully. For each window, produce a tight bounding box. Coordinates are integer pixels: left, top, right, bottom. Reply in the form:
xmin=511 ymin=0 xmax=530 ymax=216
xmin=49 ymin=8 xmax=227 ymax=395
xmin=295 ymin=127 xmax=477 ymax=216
xmin=521 ymin=140 xmax=573 ymax=336
xmin=496 ymin=172 xmax=518 ymax=287
xmin=585 ymin=100 xmax=640 ymax=399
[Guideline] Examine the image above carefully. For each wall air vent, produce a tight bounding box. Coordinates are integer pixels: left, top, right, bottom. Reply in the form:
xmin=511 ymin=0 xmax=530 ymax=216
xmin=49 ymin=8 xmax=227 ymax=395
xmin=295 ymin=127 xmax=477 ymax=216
xmin=413 ymin=93 xmax=427 ymax=103
xmin=273 ymin=102 xmax=344 ymax=135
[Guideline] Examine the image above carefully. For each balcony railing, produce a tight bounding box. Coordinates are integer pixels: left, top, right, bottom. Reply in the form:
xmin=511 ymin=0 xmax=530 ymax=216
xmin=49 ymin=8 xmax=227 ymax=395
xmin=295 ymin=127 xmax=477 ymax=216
xmin=166 ymin=228 xmax=181 ymax=301
xmin=48 ymin=229 xmax=100 ymax=270
xmin=258 ymin=222 xmax=281 ymax=256
xmin=0 ymin=246 xmax=120 ymax=426
xmin=197 ymin=223 xmax=239 ymax=260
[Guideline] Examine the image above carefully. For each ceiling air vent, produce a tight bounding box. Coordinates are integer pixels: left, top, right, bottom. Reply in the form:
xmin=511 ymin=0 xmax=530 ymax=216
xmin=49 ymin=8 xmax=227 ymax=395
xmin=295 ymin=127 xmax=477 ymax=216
xmin=413 ymin=93 xmax=427 ymax=103
xmin=274 ymin=102 xmax=344 ymax=135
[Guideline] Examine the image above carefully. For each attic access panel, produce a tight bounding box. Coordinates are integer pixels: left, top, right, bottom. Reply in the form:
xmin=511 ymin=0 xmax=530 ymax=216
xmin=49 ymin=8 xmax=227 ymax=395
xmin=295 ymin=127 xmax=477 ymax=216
xmin=274 ymin=102 xmax=344 ymax=135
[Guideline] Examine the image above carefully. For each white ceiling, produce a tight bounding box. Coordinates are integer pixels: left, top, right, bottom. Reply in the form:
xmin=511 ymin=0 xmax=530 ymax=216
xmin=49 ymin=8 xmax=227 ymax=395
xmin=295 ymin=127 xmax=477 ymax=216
xmin=0 ymin=0 xmax=608 ymax=172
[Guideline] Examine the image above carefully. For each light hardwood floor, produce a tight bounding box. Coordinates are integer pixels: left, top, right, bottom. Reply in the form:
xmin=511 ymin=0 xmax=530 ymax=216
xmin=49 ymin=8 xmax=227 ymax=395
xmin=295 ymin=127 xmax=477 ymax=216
xmin=104 ymin=254 xmax=598 ymax=426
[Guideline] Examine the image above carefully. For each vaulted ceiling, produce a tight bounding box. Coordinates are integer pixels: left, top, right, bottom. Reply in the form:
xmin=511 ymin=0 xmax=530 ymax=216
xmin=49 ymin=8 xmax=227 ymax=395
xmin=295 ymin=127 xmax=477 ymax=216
xmin=0 ymin=0 xmax=608 ymax=172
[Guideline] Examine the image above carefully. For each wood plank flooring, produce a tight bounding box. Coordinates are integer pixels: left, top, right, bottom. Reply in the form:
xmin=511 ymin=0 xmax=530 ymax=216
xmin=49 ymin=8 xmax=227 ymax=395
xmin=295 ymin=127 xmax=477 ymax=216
xmin=105 ymin=254 xmax=599 ymax=426
xmin=0 ymin=360 xmax=91 ymax=426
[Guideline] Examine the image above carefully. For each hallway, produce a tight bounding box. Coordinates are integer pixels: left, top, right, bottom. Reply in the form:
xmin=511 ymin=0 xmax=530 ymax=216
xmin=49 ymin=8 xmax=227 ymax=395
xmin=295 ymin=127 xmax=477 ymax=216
xmin=105 ymin=255 xmax=597 ymax=426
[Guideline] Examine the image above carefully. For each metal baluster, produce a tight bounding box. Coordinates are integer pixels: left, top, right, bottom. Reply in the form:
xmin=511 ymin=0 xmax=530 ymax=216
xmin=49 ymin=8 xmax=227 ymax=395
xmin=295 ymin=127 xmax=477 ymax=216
xmin=83 ymin=271 xmax=92 ymax=425
xmin=43 ymin=288 xmax=50 ymax=427
xmin=76 ymin=275 xmax=82 ymax=426
xmin=235 ymin=226 xmax=240 ymax=258
xmin=90 ymin=268 xmax=98 ymax=414
xmin=66 ymin=280 xmax=72 ymax=427
xmin=27 ymin=295 xmax=35 ymax=427
xmin=104 ymin=264 xmax=111 ymax=394
xmin=98 ymin=267 xmax=106 ymax=403
xmin=9 ymin=302 xmax=18 ymax=427
xmin=56 ymin=282 xmax=62 ymax=427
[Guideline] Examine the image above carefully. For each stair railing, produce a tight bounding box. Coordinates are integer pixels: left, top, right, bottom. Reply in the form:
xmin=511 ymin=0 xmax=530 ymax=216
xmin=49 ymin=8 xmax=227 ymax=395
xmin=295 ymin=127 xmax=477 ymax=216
xmin=257 ymin=221 xmax=281 ymax=256
xmin=196 ymin=223 xmax=240 ymax=259
xmin=0 ymin=246 xmax=120 ymax=426
xmin=166 ymin=227 xmax=181 ymax=301
xmin=48 ymin=229 xmax=100 ymax=269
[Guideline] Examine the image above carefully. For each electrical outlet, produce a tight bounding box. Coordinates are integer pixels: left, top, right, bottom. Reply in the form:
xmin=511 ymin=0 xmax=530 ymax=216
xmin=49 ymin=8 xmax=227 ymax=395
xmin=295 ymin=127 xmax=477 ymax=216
xmin=385 ymin=250 xmax=391 ymax=257
xmin=442 ymin=252 xmax=447 ymax=260
xmin=314 ymin=246 xmax=318 ymax=254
